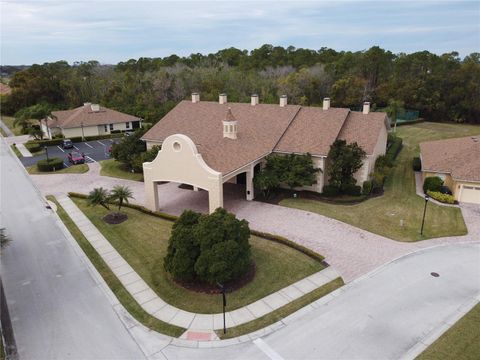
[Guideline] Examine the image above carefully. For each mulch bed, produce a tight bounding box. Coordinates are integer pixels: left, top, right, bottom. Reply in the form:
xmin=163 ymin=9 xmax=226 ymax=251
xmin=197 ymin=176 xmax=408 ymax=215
xmin=254 ymin=188 xmax=384 ymax=206
xmin=103 ymin=212 xmax=128 ymax=224
xmin=172 ymin=262 xmax=256 ymax=294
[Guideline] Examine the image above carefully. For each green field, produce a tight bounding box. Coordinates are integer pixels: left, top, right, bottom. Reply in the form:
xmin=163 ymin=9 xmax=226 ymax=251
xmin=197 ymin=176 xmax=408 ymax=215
xmin=100 ymin=159 xmax=144 ymax=181
xmin=72 ymin=197 xmax=325 ymax=313
xmin=418 ymin=303 xmax=480 ymax=360
xmin=280 ymin=122 xmax=480 ymax=241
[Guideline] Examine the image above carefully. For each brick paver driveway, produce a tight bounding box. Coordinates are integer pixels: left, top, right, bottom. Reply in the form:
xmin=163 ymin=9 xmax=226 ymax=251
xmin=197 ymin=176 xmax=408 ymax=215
xmin=32 ymin=163 xmax=480 ymax=282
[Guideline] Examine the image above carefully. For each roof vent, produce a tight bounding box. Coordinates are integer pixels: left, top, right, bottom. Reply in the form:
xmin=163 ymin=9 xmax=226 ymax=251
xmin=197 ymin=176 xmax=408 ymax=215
xmin=219 ymin=93 xmax=227 ymax=105
xmin=323 ymin=98 xmax=330 ymax=110
xmin=222 ymin=107 xmax=237 ymax=140
xmin=280 ymin=95 xmax=287 ymax=107
xmin=91 ymin=104 xmax=100 ymax=112
xmin=191 ymin=93 xmax=200 ymax=103
xmin=362 ymin=102 xmax=370 ymax=115
xmin=251 ymin=94 xmax=259 ymax=106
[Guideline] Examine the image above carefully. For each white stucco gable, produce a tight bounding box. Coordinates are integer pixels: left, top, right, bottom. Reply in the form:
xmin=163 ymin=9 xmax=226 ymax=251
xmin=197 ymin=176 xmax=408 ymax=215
xmin=143 ymin=134 xmax=223 ymax=213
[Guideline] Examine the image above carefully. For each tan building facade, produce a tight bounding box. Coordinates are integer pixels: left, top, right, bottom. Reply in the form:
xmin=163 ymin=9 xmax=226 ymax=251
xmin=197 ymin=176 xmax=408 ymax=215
xmin=420 ymin=136 xmax=480 ymax=204
xmin=143 ymin=94 xmax=389 ymax=213
xmin=42 ymin=103 xmax=142 ymax=139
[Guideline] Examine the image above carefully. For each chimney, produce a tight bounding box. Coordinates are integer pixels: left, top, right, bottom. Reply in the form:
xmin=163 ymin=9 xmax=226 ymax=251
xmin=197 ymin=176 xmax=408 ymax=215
xmin=279 ymin=95 xmax=287 ymax=107
xmin=222 ymin=107 xmax=237 ymax=140
xmin=363 ymin=102 xmax=370 ymax=114
xmin=91 ymin=104 xmax=100 ymax=112
xmin=323 ymin=97 xmax=330 ymax=110
xmin=219 ymin=93 xmax=227 ymax=105
xmin=251 ymin=94 xmax=259 ymax=106
xmin=191 ymin=92 xmax=200 ymax=103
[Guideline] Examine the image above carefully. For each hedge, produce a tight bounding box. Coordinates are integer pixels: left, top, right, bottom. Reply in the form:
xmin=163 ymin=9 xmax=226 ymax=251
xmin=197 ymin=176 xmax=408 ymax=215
xmin=67 ymin=192 xmax=325 ymax=263
xmin=27 ymin=133 xmax=124 ymax=147
xmin=362 ymin=180 xmax=373 ymax=195
xmin=385 ymin=136 xmax=403 ymax=164
xmin=427 ymin=190 xmax=455 ymax=204
xmin=25 ymin=143 xmax=42 ymax=153
xmin=423 ymin=176 xmax=443 ymax=193
xmin=37 ymin=157 xmax=64 ymax=172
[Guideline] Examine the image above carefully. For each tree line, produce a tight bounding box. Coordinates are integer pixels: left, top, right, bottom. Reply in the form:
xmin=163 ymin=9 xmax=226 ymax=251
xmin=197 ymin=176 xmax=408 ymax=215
xmin=1 ymin=45 xmax=479 ymax=124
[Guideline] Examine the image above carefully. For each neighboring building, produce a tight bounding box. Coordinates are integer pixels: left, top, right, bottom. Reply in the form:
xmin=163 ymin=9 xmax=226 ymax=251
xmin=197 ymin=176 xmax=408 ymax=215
xmin=142 ymin=93 xmax=389 ymax=213
xmin=41 ymin=103 xmax=142 ymax=139
xmin=420 ymin=136 xmax=480 ymax=204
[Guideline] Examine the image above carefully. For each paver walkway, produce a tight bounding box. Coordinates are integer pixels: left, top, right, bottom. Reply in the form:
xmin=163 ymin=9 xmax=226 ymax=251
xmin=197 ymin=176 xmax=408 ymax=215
xmin=32 ymin=163 xmax=480 ymax=282
xmin=56 ymin=195 xmax=339 ymax=337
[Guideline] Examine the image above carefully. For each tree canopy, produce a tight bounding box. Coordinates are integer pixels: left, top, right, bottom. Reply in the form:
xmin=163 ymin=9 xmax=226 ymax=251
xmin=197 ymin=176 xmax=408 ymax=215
xmin=327 ymin=140 xmax=366 ymax=191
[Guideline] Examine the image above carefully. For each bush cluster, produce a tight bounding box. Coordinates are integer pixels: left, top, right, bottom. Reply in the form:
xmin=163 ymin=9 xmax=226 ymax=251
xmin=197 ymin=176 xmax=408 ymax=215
xmin=341 ymin=184 xmax=362 ymax=196
xmin=164 ymin=208 xmax=251 ymax=284
xmin=412 ymin=157 xmax=422 ymax=171
xmin=25 ymin=143 xmax=42 ymax=153
xmin=36 ymin=157 xmax=64 ymax=172
xmin=322 ymin=184 xmax=340 ymax=197
xmin=427 ymin=190 xmax=455 ymax=204
xmin=423 ymin=176 xmax=443 ymax=193
xmin=385 ymin=135 xmax=403 ymax=164
xmin=362 ymin=180 xmax=373 ymax=195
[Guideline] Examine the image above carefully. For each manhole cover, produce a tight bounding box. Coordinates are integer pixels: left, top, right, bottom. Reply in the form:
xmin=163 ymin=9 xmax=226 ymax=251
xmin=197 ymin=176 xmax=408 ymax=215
xmin=431 ymin=272 xmax=440 ymax=277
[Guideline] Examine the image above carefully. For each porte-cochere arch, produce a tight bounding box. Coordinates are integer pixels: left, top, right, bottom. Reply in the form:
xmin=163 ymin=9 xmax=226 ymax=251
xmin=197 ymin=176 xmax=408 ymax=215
xmin=143 ymin=134 xmax=223 ymax=214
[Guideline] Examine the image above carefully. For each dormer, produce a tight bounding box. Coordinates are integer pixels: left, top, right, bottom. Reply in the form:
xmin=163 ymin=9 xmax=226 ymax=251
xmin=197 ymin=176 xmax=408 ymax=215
xmin=222 ymin=107 xmax=237 ymax=140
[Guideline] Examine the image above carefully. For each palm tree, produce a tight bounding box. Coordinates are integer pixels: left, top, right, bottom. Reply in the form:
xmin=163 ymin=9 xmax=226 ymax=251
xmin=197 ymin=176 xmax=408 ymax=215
xmin=109 ymin=185 xmax=134 ymax=213
xmin=14 ymin=103 xmax=55 ymax=139
xmin=87 ymin=187 xmax=110 ymax=211
xmin=386 ymin=99 xmax=405 ymax=133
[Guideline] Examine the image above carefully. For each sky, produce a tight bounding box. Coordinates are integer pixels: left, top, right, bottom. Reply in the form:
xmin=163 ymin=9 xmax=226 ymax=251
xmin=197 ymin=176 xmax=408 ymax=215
xmin=0 ymin=0 xmax=479 ymax=65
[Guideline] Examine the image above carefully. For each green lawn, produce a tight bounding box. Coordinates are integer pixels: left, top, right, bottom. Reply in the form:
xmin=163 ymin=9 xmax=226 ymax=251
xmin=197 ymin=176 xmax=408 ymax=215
xmin=26 ymin=163 xmax=89 ymax=174
xmin=217 ymin=277 xmax=344 ymax=339
xmin=10 ymin=145 xmax=22 ymax=158
xmin=1 ymin=116 xmax=25 ymax=136
xmin=48 ymin=196 xmax=185 ymax=337
xmin=100 ymin=159 xmax=144 ymax=181
xmin=418 ymin=303 xmax=480 ymax=360
xmin=280 ymin=122 xmax=480 ymax=241
xmin=72 ymin=197 xmax=325 ymax=313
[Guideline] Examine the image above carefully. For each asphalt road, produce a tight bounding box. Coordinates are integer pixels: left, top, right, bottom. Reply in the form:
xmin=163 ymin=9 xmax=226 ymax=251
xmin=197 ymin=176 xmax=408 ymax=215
xmin=19 ymin=138 xmax=120 ymax=167
xmin=0 ymin=138 xmax=144 ymax=359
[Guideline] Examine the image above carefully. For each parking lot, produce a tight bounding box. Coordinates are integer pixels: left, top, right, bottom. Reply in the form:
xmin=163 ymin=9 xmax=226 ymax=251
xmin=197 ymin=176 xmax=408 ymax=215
xmin=20 ymin=139 xmax=121 ymax=168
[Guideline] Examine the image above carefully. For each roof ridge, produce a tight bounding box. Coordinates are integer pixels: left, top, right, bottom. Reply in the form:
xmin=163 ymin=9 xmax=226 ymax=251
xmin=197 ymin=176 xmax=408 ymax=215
xmin=62 ymin=106 xmax=85 ymax=128
xmin=331 ymin=109 xmax=352 ymax=143
xmin=272 ymin=106 xmax=303 ymax=152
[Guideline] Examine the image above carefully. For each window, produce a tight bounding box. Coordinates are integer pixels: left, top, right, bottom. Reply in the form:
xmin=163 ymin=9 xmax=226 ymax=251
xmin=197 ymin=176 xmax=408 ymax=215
xmin=126 ymin=122 xmax=131 ymax=129
xmin=109 ymin=124 xmax=114 ymax=131
xmin=104 ymin=125 xmax=108 ymax=132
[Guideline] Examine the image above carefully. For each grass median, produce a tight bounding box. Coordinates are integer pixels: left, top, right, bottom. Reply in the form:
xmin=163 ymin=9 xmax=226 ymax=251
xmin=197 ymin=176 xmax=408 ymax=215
xmin=100 ymin=159 xmax=143 ymax=181
xmin=27 ymin=163 xmax=89 ymax=174
xmin=280 ymin=122 xmax=478 ymax=241
xmin=48 ymin=195 xmax=185 ymax=337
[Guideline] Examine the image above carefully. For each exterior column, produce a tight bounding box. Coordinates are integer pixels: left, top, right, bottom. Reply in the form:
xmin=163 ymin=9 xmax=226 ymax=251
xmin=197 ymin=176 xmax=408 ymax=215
xmin=246 ymin=167 xmax=254 ymax=201
xmin=208 ymin=176 xmax=224 ymax=213
xmin=145 ymin=181 xmax=160 ymax=211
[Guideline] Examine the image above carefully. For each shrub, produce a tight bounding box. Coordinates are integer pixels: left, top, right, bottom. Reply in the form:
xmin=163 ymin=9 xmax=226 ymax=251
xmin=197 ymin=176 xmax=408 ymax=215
xmin=412 ymin=157 xmax=422 ymax=171
xmin=427 ymin=190 xmax=455 ymax=204
xmin=371 ymin=171 xmax=386 ymax=191
xmin=385 ymin=136 xmax=403 ymax=164
xmin=423 ymin=176 xmax=443 ymax=193
xmin=362 ymin=180 xmax=373 ymax=195
xmin=164 ymin=210 xmax=202 ymax=281
xmin=374 ymin=155 xmax=390 ymax=171
xmin=36 ymin=157 xmax=64 ymax=172
xmin=322 ymin=184 xmax=340 ymax=197
xmin=341 ymin=183 xmax=362 ymax=196
xmin=25 ymin=143 xmax=42 ymax=153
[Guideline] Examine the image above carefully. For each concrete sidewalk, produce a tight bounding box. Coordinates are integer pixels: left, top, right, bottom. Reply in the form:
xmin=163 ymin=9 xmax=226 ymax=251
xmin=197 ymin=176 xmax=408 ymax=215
xmin=0 ymin=119 xmax=14 ymax=137
xmin=56 ymin=194 xmax=340 ymax=340
xmin=14 ymin=143 xmax=33 ymax=157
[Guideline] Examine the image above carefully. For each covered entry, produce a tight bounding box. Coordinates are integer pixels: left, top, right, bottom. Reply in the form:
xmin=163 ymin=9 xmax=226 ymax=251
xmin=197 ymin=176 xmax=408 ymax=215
xmin=143 ymin=134 xmax=223 ymax=213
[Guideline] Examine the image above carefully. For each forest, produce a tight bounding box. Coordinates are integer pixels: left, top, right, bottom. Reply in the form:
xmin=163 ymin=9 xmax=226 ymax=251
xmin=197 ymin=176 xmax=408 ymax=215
xmin=1 ymin=45 xmax=479 ymax=124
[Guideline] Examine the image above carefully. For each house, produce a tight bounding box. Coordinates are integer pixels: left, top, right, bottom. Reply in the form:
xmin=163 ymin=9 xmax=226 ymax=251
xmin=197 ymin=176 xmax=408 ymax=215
xmin=42 ymin=103 xmax=142 ymax=139
xmin=142 ymin=93 xmax=389 ymax=213
xmin=420 ymin=136 xmax=480 ymax=204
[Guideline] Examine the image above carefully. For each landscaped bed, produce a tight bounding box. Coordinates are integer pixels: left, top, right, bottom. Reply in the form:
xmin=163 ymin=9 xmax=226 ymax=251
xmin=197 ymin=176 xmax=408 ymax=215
xmin=100 ymin=159 xmax=143 ymax=182
xmin=26 ymin=163 xmax=89 ymax=174
xmin=280 ymin=122 xmax=478 ymax=242
xmin=70 ymin=196 xmax=325 ymax=314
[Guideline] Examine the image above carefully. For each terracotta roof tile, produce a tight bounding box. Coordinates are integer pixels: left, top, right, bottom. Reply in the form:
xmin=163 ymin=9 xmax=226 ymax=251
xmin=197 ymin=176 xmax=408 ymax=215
xmin=142 ymin=100 xmax=387 ymax=175
xmin=48 ymin=104 xmax=140 ymax=129
xmin=420 ymin=136 xmax=480 ymax=182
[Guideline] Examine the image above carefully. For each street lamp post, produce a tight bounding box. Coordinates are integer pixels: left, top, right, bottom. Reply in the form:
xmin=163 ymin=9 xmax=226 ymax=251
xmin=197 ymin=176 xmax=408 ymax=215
xmin=217 ymin=283 xmax=227 ymax=334
xmin=44 ymin=146 xmax=49 ymax=162
xmin=420 ymin=194 xmax=430 ymax=236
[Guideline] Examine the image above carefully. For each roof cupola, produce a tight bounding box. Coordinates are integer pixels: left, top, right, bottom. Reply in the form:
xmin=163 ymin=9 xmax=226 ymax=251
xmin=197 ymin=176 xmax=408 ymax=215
xmin=222 ymin=107 xmax=237 ymax=139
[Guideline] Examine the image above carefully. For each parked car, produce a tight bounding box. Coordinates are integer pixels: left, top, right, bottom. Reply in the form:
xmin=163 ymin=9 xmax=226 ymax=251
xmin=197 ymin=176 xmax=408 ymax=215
xmin=67 ymin=151 xmax=85 ymax=165
xmin=62 ymin=139 xmax=74 ymax=149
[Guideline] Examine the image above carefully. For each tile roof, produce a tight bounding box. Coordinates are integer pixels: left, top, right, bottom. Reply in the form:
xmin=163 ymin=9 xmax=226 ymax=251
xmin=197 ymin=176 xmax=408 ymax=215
xmin=47 ymin=104 xmax=140 ymax=129
xmin=420 ymin=136 xmax=480 ymax=182
xmin=142 ymin=100 xmax=387 ymax=175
